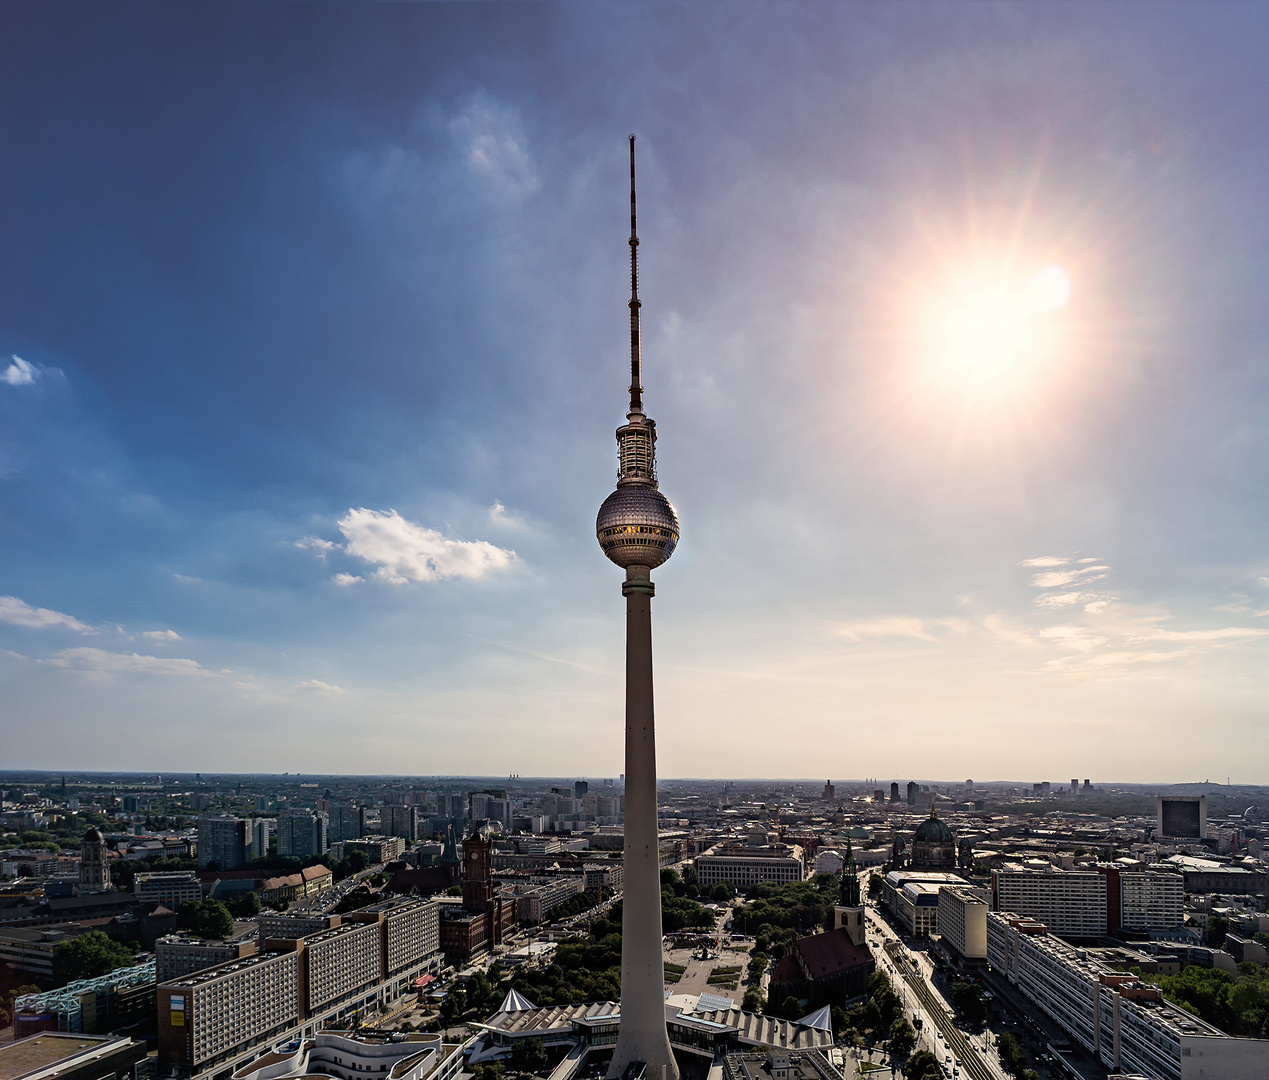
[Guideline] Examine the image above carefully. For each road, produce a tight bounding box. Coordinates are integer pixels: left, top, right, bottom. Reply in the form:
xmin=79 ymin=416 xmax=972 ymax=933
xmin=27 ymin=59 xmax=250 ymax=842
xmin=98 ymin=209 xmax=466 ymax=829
xmin=863 ymin=884 xmax=1004 ymax=1080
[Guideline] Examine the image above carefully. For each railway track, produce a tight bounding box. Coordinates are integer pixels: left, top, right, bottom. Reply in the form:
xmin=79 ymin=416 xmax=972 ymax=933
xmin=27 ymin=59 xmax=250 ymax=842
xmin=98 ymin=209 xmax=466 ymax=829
xmin=887 ymin=946 xmax=996 ymax=1080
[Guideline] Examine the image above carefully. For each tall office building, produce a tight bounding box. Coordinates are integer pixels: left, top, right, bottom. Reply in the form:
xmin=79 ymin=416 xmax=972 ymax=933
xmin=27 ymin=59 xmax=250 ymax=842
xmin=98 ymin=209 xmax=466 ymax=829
xmin=1157 ymin=795 xmax=1207 ymax=839
xmin=906 ymin=781 xmax=918 ymax=806
xmin=991 ymin=867 xmax=1107 ymax=938
xmin=327 ymin=804 xmax=366 ymax=843
xmin=197 ymin=816 xmax=250 ymax=871
xmin=250 ymin=819 xmax=273 ymax=860
xmin=594 ymin=136 xmax=681 ymax=1080
xmin=381 ymin=805 xmax=420 ymax=843
xmin=574 ymin=780 xmax=589 ymax=800
xmin=890 ymin=781 xmax=900 ymax=803
xmin=276 ymin=809 xmax=329 ymax=858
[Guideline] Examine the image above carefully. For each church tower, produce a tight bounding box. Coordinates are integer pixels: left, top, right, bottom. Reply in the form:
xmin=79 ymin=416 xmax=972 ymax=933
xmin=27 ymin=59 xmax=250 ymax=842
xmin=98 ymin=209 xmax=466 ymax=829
xmin=79 ymin=827 xmax=110 ymax=893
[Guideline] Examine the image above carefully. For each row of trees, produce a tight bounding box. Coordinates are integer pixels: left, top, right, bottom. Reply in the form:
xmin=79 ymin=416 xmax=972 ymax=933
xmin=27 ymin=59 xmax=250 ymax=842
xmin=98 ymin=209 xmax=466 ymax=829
xmin=1153 ymin=962 xmax=1269 ymax=1038
xmin=730 ymin=875 xmax=843 ymax=959
xmin=995 ymin=1032 xmax=1038 ymax=1079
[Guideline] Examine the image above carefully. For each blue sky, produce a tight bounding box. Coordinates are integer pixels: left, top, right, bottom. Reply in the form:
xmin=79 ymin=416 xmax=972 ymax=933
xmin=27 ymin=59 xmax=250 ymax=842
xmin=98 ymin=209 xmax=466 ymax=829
xmin=2 ymin=2 xmax=1268 ymax=781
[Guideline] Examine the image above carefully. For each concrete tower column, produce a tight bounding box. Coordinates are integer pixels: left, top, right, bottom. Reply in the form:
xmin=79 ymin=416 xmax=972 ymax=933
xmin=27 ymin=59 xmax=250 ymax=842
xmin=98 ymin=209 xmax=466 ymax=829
xmin=596 ymin=135 xmax=682 ymax=1080
xmin=606 ymin=566 xmax=678 ymax=1080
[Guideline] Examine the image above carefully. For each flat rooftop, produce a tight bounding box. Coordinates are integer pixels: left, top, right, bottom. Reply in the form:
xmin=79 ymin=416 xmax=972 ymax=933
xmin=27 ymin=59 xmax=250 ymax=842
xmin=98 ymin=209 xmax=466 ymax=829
xmin=0 ymin=1034 xmax=115 ymax=1080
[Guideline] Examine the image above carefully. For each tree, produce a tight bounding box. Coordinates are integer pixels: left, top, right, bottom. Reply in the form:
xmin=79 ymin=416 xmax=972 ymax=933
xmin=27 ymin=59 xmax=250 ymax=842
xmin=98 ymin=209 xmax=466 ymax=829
xmin=439 ymin=989 xmax=467 ymax=1024
xmin=467 ymin=970 xmax=494 ymax=1014
xmin=887 ymin=1017 xmax=916 ymax=1059
xmin=225 ymin=891 xmax=261 ymax=918
xmin=711 ymin=882 xmax=736 ymax=902
xmin=951 ymin=980 xmax=987 ymax=1027
xmin=996 ymin=1032 xmax=1029 ymax=1078
xmin=747 ymin=953 xmax=768 ymax=980
xmin=777 ymin=995 xmax=803 ymax=1021
xmin=901 ymin=1051 xmax=941 ymax=1080
xmin=470 ymin=1064 xmax=504 ymax=1080
xmin=53 ymin=931 xmax=137 ymax=983
xmin=0 ymin=984 xmax=40 ymax=1028
xmin=177 ymin=899 xmax=235 ymax=939
xmin=509 ymin=1036 xmax=548 ymax=1075
xmin=742 ymin=987 xmax=766 ymax=1013
xmin=867 ymin=875 xmax=884 ymax=900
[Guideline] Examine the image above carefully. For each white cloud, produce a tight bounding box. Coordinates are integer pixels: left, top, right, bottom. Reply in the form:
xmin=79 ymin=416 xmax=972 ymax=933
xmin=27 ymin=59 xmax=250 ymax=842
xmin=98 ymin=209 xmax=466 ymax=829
xmin=488 ymin=501 xmax=528 ymax=530
xmin=44 ymin=647 xmax=213 ymax=677
xmin=295 ymin=536 xmax=337 ymax=558
xmin=333 ymin=573 xmax=364 ymax=587
xmin=1020 ymin=555 xmax=1068 ymax=567
xmin=1038 ymin=625 xmax=1109 ymax=652
xmin=449 ymin=96 xmax=540 ymax=200
xmin=0 ymin=595 xmax=92 ymax=633
xmin=1129 ymin=627 xmax=1269 ymax=645
xmin=2 ymin=356 xmax=36 ymax=386
xmin=835 ymin=616 xmax=972 ymax=643
xmin=338 ymin=508 xmax=516 ymax=585
xmin=140 ymin=629 xmax=182 ymax=642
xmin=299 ymin=679 xmax=347 ymax=694
xmin=1031 ymin=565 xmax=1110 ymax=589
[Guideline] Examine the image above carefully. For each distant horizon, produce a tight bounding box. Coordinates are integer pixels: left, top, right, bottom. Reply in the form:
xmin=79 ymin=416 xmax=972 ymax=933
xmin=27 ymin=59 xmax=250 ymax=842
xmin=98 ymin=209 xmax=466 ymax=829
xmin=2 ymin=768 xmax=1264 ymax=793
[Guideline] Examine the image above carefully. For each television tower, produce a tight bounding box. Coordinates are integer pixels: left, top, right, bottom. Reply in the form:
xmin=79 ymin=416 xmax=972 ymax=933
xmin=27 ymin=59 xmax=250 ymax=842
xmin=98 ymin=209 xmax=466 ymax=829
xmin=596 ymin=135 xmax=681 ymax=1080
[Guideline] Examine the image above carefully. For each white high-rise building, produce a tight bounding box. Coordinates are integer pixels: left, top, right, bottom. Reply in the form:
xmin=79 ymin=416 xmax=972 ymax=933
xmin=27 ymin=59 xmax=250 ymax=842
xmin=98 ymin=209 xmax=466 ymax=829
xmin=1119 ymin=870 xmax=1185 ymax=931
xmin=991 ymin=867 xmax=1107 ymax=937
xmin=988 ymin=911 xmax=1269 ymax=1079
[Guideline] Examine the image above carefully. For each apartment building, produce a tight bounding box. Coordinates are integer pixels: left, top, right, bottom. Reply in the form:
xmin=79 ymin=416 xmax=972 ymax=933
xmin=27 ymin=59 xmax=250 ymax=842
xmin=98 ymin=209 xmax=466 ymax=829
xmin=196 ymin=817 xmax=250 ymax=871
xmin=161 ymin=901 xmax=443 ymax=1079
xmin=159 ymin=951 xmax=300 ymax=1076
xmin=380 ymin=805 xmax=420 ymax=843
xmin=276 ymin=810 xmax=329 ymax=857
xmin=1119 ymin=870 xmax=1185 ymax=932
xmin=375 ymin=897 xmax=442 ymax=977
xmin=301 ymin=921 xmax=383 ymax=1015
xmin=156 ymin=935 xmax=256 ymax=983
xmin=991 ymin=867 xmax=1107 ymax=938
xmin=326 ymin=805 xmax=366 ymax=844
xmin=695 ymin=845 xmax=805 ymax=889
xmin=938 ymin=886 xmax=988 ymax=961
xmin=135 ymin=872 xmax=204 ymax=909
xmin=987 ymin=911 xmax=1269 ymax=1080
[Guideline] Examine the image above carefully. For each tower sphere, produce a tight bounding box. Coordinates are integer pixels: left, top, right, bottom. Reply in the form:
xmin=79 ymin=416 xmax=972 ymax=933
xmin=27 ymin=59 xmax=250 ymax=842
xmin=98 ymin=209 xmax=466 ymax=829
xmin=596 ymin=485 xmax=679 ymax=569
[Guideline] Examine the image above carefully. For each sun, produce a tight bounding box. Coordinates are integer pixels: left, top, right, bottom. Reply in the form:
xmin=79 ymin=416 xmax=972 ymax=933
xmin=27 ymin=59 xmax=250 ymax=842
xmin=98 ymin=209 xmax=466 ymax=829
xmin=920 ymin=264 xmax=1071 ymax=400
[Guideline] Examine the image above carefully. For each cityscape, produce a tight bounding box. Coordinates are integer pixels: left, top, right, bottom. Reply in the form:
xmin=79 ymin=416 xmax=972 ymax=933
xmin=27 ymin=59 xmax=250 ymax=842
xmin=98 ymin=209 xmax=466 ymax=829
xmin=2 ymin=772 xmax=1268 ymax=1080
xmin=4 ymin=6 xmax=1269 ymax=1080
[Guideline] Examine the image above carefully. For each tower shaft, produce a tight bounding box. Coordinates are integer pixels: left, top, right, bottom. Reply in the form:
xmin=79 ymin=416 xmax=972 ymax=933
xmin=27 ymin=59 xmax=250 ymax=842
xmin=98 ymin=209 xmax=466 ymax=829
xmin=608 ymin=566 xmax=677 ymax=1080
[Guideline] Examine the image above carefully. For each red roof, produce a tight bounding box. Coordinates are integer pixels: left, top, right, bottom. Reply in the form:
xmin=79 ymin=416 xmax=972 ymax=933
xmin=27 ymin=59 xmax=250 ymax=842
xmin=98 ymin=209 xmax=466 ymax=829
xmin=790 ymin=929 xmax=873 ymax=980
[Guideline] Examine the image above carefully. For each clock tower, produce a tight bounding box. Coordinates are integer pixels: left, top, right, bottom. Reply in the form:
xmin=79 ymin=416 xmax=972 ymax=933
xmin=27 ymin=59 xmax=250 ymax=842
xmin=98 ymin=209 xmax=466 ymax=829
xmin=461 ymin=833 xmax=494 ymax=913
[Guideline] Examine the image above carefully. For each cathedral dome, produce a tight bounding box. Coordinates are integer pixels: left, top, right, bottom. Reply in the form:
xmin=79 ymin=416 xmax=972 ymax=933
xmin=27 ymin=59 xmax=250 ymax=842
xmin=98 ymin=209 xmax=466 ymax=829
xmin=913 ymin=815 xmax=953 ymax=844
xmin=83 ymin=827 xmax=105 ymax=844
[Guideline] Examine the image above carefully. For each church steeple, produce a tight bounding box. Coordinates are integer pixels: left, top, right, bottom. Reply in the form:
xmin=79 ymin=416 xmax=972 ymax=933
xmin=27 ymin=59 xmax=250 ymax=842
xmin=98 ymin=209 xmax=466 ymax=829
xmin=841 ymin=837 xmax=861 ymax=908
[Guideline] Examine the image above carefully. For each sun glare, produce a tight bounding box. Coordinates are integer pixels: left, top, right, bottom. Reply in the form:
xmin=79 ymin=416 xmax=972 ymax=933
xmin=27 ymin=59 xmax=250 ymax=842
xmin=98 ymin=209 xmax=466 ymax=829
xmin=921 ymin=264 xmax=1071 ymax=401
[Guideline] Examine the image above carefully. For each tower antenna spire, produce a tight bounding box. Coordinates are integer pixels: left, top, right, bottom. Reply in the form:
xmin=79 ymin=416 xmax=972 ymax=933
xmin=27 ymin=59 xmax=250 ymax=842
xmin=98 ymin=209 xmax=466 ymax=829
xmin=628 ymin=134 xmax=643 ymax=416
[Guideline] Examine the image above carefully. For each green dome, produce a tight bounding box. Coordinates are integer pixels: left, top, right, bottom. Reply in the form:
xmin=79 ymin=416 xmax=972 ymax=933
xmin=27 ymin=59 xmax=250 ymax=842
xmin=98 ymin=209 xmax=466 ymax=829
xmin=913 ymin=814 xmax=954 ymax=843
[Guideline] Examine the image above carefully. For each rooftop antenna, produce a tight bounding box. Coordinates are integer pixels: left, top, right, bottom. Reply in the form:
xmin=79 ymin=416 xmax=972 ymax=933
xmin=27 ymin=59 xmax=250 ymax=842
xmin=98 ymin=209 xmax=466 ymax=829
xmin=628 ymin=134 xmax=643 ymax=417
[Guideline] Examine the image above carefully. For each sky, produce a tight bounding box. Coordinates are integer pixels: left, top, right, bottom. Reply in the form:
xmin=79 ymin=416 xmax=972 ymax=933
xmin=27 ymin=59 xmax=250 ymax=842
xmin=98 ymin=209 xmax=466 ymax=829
xmin=2 ymin=2 xmax=1268 ymax=783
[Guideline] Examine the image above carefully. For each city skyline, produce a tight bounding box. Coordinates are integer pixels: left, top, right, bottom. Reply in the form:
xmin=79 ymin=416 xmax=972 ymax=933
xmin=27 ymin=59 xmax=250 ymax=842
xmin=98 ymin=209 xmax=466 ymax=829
xmin=3 ymin=4 xmax=1269 ymax=781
